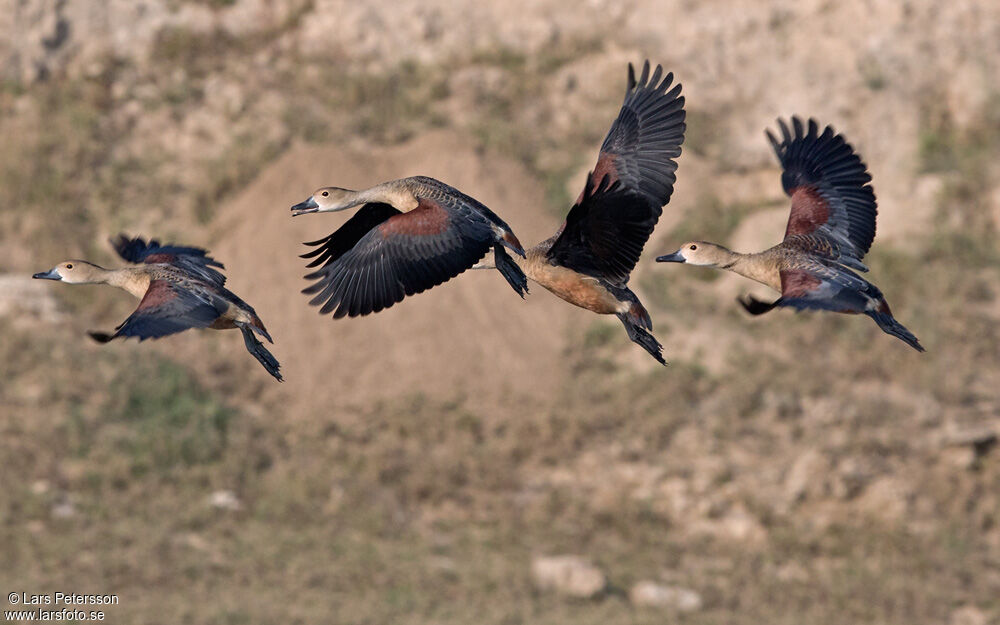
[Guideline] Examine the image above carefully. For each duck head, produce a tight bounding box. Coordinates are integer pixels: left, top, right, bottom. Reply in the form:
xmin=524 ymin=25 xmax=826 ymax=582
xmin=656 ymin=242 xmax=733 ymax=267
xmin=291 ymin=187 xmax=360 ymax=216
xmin=33 ymin=261 xmax=103 ymax=284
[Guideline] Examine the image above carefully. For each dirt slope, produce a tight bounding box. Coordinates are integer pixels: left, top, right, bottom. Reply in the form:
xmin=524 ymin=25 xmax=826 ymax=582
xmin=202 ymin=131 xmax=579 ymax=418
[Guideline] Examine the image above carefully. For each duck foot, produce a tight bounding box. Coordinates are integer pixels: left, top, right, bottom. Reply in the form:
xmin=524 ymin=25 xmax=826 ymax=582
xmin=738 ymin=294 xmax=780 ymax=316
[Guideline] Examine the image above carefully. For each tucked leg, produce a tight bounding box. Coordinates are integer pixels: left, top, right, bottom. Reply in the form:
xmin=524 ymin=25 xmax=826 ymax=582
xmin=738 ymin=294 xmax=780 ymax=316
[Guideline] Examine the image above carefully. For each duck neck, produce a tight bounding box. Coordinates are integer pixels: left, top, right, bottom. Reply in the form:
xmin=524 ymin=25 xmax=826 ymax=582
xmin=718 ymin=251 xmax=780 ymax=291
xmin=355 ymin=181 xmax=419 ymax=212
xmin=520 ymin=245 xmax=552 ymax=282
xmin=102 ymin=267 xmax=151 ymax=298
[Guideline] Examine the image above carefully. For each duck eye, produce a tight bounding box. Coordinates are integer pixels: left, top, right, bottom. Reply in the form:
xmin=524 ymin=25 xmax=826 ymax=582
xmin=65 ymin=263 xmax=74 ymax=269
xmin=321 ymin=191 xmax=329 ymax=197
xmin=689 ymin=245 xmax=697 ymax=251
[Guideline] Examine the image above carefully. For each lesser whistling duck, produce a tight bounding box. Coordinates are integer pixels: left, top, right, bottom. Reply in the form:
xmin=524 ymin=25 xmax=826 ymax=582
xmin=290 ymin=176 xmax=528 ymax=317
xmin=657 ymin=117 xmax=923 ymax=352
xmin=475 ymin=61 xmax=685 ymax=365
xmin=33 ymin=235 xmax=283 ymax=380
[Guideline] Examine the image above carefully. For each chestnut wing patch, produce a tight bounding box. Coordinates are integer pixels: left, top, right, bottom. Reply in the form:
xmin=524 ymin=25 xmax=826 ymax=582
xmin=779 ymin=269 xmax=822 ymax=298
xmin=379 ymin=198 xmax=451 ymax=237
xmin=302 ymin=197 xmax=494 ymax=318
xmin=576 ymin=60 xmax=685 ymax=209
xmin=111 ymin=234 xmax=227 ymax=285
xmin=777 ymin=263 xmax=880 ymax=315
xmin=580 ymin=153 xmax=620 ymax=204
xmin=548 ymin=174 xmax=659 ymax=285
xmin=769 ymin=117 xmax=877 ymax=265
xmin=786 ymin=187 xmax=830 ymax=238
xmin=110 ymin=280 xmax=224 ymax=341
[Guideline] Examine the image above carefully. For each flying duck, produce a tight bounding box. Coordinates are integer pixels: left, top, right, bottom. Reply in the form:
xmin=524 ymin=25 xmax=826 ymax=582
xmin=33 ymin=235 xmax=283 ymax=380
xmin=290 ymin=175 xmax=528 ymax=318
xmin=657 ymin=117 xmax=923 ymax=352
xmin=475 ymin=61 xmax=685 ymax=364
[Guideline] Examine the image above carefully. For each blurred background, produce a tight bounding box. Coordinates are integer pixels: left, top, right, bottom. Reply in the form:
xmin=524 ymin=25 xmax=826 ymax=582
xmin=1 ymin=0 xmax=998 ymax=622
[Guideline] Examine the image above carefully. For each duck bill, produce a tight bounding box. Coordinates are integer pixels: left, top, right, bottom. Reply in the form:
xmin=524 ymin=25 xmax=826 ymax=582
xmin=656 ymin=251 xmax=686 ymax=263
xmin=32 ymin=268 xmax=62 ymax=280
xmin=290 ymin=197 xmax=320 ymax=216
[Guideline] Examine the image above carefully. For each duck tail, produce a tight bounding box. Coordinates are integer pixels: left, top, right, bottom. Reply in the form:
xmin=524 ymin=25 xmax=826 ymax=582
xmin=500 ymin=230 xmax=526 ymax=258
xmin=248 ymin=314 xmax=274 ymax=344
xmin=617 ymin=311 xmax=666 ymax=365
xmin=493 ymin=244 xmax=529 ymax=299
xmin=238 ymin=323 xmax=283 ymax=381
xmin=627 ymin=298 xmax=653 ymax=331
xmin=866 ymin=308 xmax=925 ymax=353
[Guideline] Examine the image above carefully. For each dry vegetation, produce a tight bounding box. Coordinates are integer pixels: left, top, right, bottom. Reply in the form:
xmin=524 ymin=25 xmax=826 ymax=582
xmin=2 ymin=1 xmax=999 ymax=623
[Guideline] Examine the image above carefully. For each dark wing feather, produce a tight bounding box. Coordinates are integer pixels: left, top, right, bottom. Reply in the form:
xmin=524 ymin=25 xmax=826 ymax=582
xmin=302 ymin=198 xmax=494 ymax=318
xmin=110 ymin=234 xmax=227 ymax=285
xmin=547 ymin=175 xmax=658 ymax=283
xmin=590 ymin=60 xmax=687 ymax=207
xmin=775 ymin=263 xmax=923 ymax=351
xmin=107 ymin=280 xmax=223 ymax=341
xmin=778 ymin=262 xmax=878 ymax=312
xmin=769 ymin=117 xmax=877 ymax=267
xmin=548 ymin=61 xmax=686 ymax=283
xmin=300 ymin=202 xmax=402 ymax=268
xmin=780 ymin=233 xmax=868 ymax=271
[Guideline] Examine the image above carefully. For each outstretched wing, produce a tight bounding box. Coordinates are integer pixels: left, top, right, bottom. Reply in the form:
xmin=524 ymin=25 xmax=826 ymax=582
xmin=110 ymin=234 xmax=227 ymax=285
xmin=302 ymin=197 xmax=494 ymax=318
xmin=546 ymin=175 xmax=656 ymax=284
xmin=769 ymin=117 xmax=877 ymax=269
xmin=589 ymin=60 xmax=686 ymax=207
xmin=548 ymin=61 xmax=686 ymax=284
xmin=300 ymin=203 xmax=402 ymax=269
xmin=91 ymin=280 xmax=223 ymax=342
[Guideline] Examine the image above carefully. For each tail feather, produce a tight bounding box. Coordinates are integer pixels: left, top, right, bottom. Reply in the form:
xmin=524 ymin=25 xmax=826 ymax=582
xmin=500 ymin=231 xmax=526 ymax=258
xmin=628 ymin=299 xmax=653 ymax=331
xmin=617 ymin=312 xmax=666 ymax=365
xmin=249 ymin=315 xmax=273 ymax=343
xmin=867 ymin=311 xmax=924 ymax=352
xmin=239 ymin=324 xmax=283 ymax=381
xmin=493 ymin=245 xmax=529 ymax=298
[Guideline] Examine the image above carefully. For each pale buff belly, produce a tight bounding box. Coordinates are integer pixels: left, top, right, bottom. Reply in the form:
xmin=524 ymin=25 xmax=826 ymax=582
xmin=534 ymin=270 xmax=623 ymax=315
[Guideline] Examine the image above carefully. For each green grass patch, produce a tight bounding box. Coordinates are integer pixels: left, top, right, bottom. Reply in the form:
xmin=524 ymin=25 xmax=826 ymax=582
xmin=192 ymin=133 xmax=288 ymax=223
xmin=670 ymin=194 xmax=774 ymax=245
xmin=918 ymin=93 xmax=1000 ymax=175
xmin=103 ymin=359 xmax=237 ymax=474
xmin=916 ymin=94 xmax=1000 ymax=270
xmin=0 ymin=78 xmax=112 ymax=258
xmin=337 ymin=61 xmax=452 ymax=143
